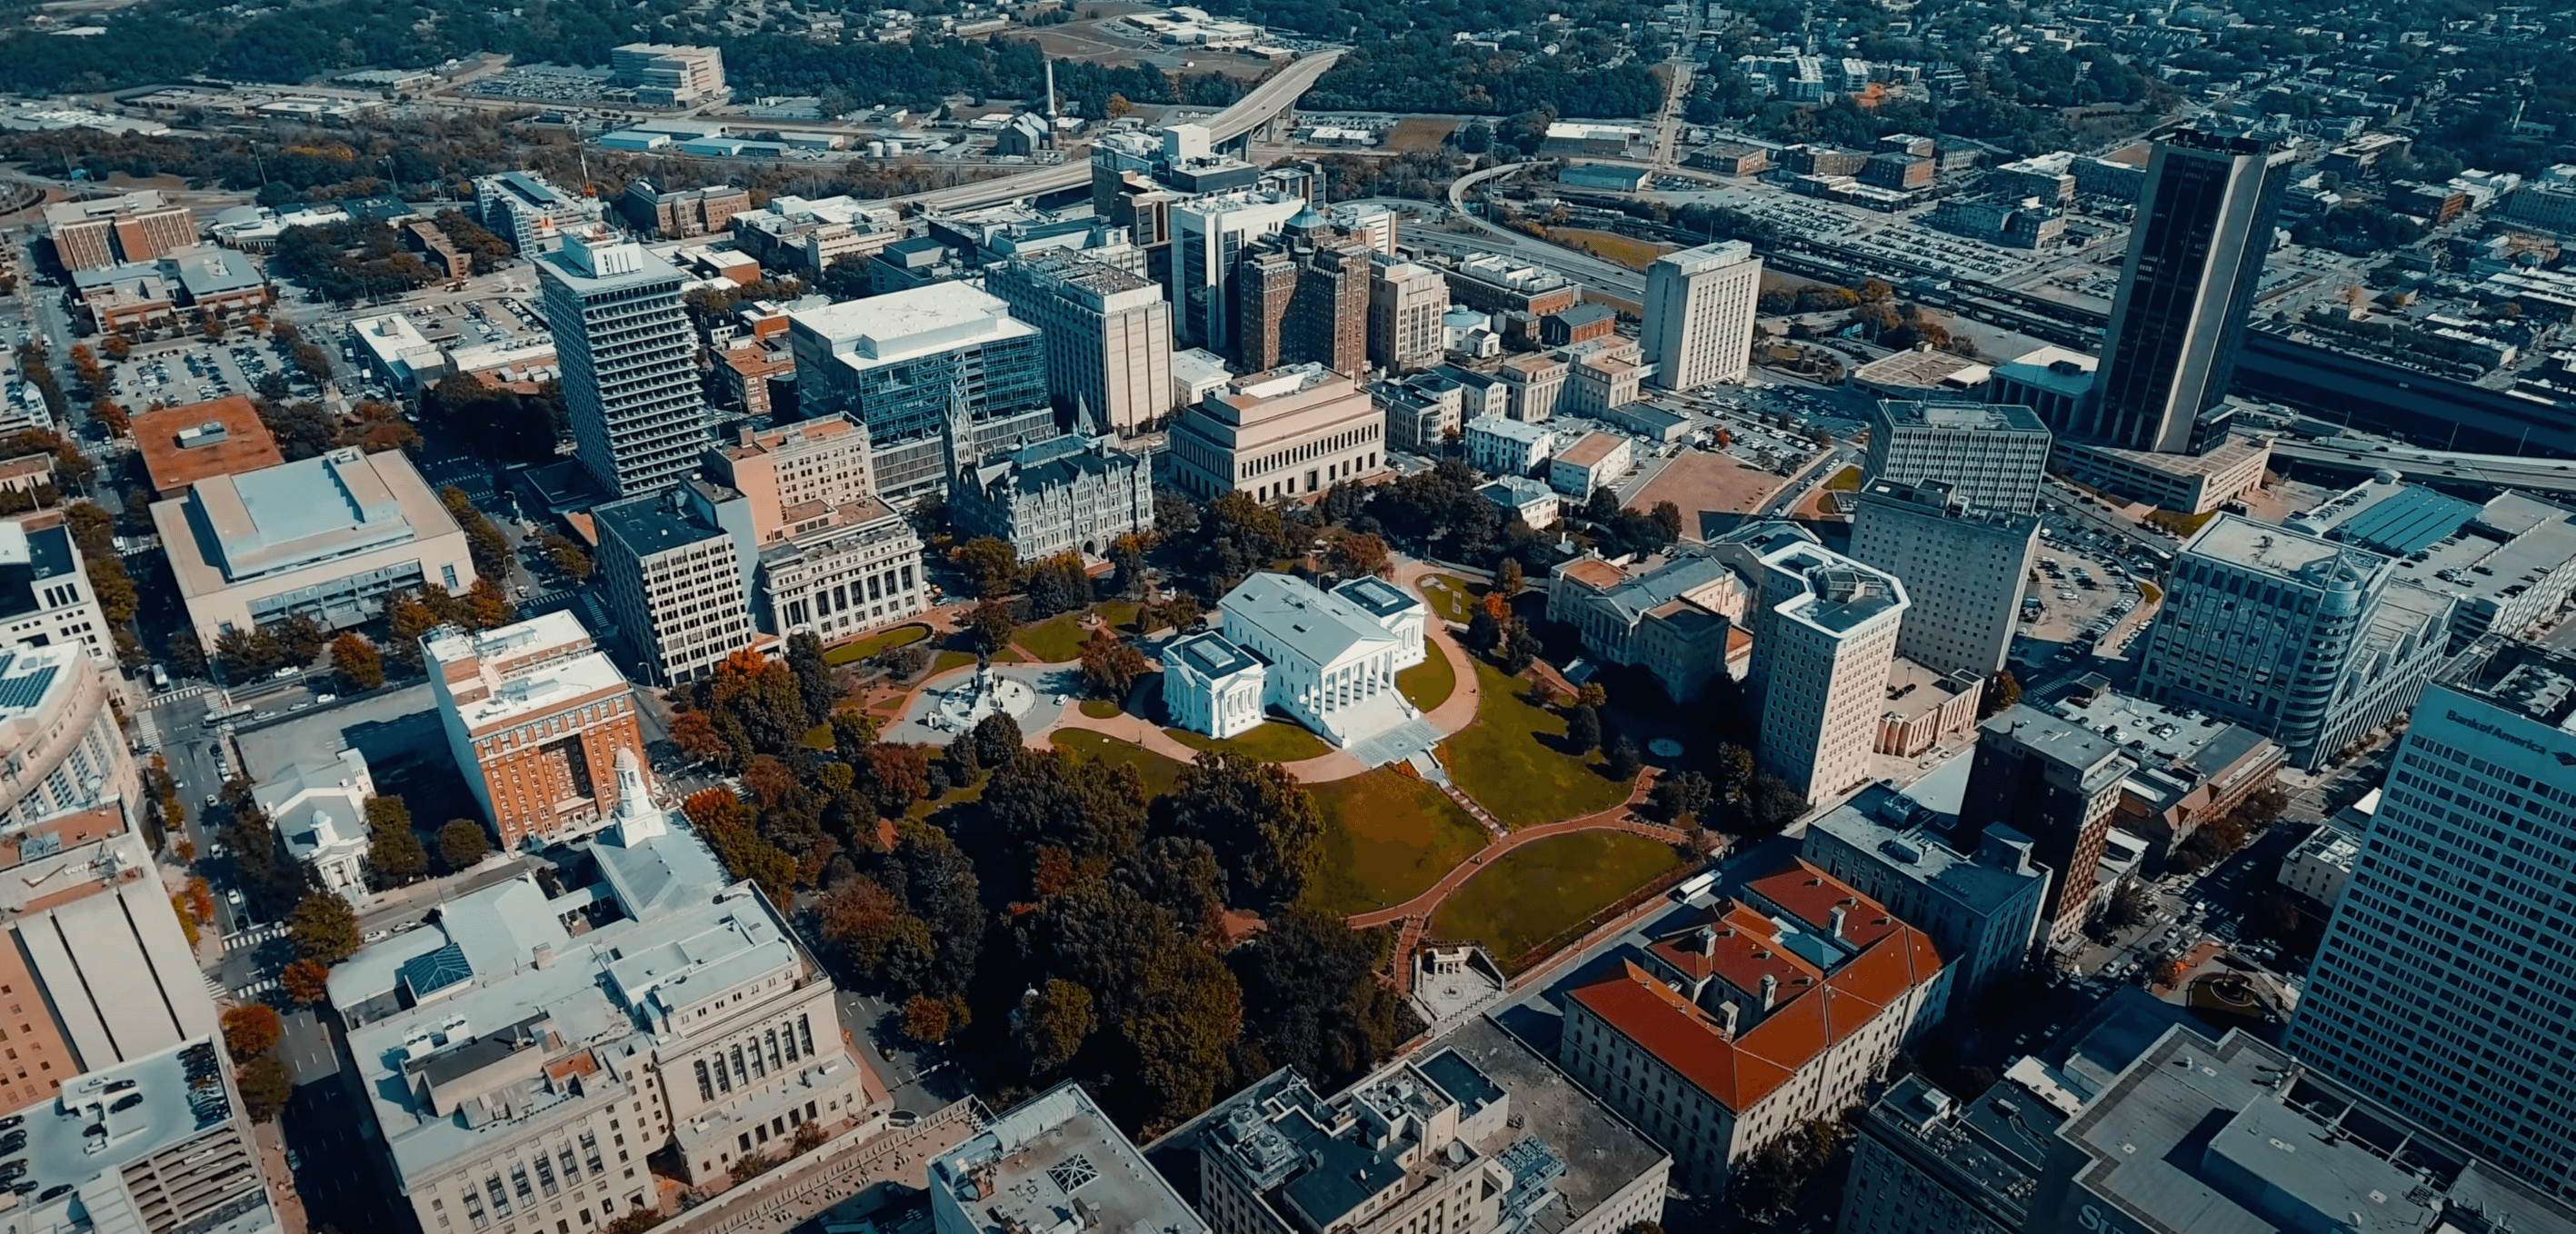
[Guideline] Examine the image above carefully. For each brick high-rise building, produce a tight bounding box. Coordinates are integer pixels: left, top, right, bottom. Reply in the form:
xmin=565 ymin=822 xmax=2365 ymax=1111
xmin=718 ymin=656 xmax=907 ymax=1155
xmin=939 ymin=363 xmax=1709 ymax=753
xmin=1959 ymin=703 xmax=2137 ymax=944
xmin=1233 ymin=246 xmax=1299 ymax=374
xmin=1296 ymin=242 xmax=1370 ymax=376
xmin=1231 ymin=210 xmax=1371 ymax=376
xmin=425 ymin=611 xmax=648 ymax=849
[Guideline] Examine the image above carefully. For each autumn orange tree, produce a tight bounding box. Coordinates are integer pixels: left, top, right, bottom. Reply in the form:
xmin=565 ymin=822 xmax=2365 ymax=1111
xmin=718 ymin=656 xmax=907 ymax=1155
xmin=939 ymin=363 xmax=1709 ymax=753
xmin=220 ymin=1005 xmax=282 ymax=1060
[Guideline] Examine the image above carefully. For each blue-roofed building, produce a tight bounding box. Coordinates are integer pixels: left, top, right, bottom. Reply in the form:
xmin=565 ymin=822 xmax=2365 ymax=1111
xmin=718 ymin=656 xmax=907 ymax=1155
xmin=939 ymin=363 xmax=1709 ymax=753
xmin=474 ymin=170 xmax=599 ymax=254
xmin=1160 ymin=572 xmax=1432 ymax=759
xmin=150 ymin=446 xmax=477 ymax=644
xmin=2284 ymin=470 xmax=2576 ymax=651
xmin=1151 ymin=1016 xmax=1671 ymax=1234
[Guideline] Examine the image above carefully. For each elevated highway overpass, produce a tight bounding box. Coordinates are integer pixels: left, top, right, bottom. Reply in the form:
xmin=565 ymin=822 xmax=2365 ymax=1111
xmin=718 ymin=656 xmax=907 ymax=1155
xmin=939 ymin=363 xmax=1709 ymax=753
xmin=2267 ymin=437 xmax=2576 ymax=500
xmin=874 ymin=50 xmax=1343 ymax=214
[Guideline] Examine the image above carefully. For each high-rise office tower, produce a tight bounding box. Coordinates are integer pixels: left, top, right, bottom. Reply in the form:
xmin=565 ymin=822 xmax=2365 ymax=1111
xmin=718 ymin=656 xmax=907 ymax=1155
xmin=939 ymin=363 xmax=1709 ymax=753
xmin=2087 ymin=130 xmax=2291 ymax=453
xmin=538 ymin=231 xmax=707 ymax=499
xmin=1959 ymin=703 xmax=2137 ymax=945
xmin=594 ymin=485 xmax=755 ymax=685
xmin=2284 ymin=639 xmax=2576 ymax=1197
xmin=1166 ymin=188 xmax=1318 ymax=355
xmin=2135 ymin=513 xmax=2454 ymax=770
xmin=1862 ymin=400 xmax=2052 ymax=515
xmin=785 ymin=284 xmax=1057 ymax=498
xmin=1368 ymin=258 xmax=1450 ymax=373
xmin=984 ymin=247 xmax=1176 ymax=435
xmin=1642 ymin=240 xmax=1762 ymax=392
xmin=1849 ymin=478 xmax=2041 ymax=677
xmin=1713 ymin=522 xmax=1909 ymax=801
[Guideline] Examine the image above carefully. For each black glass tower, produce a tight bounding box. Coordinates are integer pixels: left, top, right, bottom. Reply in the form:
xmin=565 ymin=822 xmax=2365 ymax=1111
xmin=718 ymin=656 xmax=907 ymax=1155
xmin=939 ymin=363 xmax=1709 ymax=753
xmin=2086 ymin=130 xmax=2291 ymax=453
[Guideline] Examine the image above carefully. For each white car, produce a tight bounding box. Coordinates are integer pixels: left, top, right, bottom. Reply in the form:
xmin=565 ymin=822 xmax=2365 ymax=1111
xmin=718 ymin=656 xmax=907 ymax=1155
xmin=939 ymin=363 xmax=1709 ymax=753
xmin=225 ymin=889 xmax=244 ymax=908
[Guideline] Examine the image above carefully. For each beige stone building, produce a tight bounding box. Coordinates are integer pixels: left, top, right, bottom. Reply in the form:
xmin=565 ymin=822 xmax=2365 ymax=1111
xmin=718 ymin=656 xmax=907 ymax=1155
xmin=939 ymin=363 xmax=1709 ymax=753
xmin=152 ymin=447 xmax=476 ymax=644
xmin=1168 ymin=366 xmax=1387 ymax=502
xmin=332 ymin=779 xmax=884 ymax=1234
xmin=1715 ymin=523 xmax=1911 ymax=802
xmin=1497 ymin=351 xmax=1568 ymax=422
xmin=1548 ymin=551 xmax=1752 ymax=703
xmin=984 ymin=247 xmax=1178 ymax=435
xmin=702 ymin=417 xmax=876 ymax=548
xmin=698 ymin=417 xmax=927 ymax=644
xmin=1642 ymin=240 xmax=1762 ymax=391
xmin=1367 ymin=258 xmax=1450 ymax=373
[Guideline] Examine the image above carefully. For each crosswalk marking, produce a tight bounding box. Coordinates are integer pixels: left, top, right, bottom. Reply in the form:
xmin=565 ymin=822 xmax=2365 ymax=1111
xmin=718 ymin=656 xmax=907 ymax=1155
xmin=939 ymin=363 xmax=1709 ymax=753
xmin=223 ymin=924 xmax=287 ymax=951
xmin=204 ymin=974 xmax=228 ymax=1001
xmin=231 ymin=978 xmax=279 ymax=1000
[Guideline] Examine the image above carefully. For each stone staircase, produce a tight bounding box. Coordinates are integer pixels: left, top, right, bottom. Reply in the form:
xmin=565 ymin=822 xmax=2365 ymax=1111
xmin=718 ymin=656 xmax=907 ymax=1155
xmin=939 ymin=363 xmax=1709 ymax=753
xmin=1437 ymin=781 xmax=1509 ymax=840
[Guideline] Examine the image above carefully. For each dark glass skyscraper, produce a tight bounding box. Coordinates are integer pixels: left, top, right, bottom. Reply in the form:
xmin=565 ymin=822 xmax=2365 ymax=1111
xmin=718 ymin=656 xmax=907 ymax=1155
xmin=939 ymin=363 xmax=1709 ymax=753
xmin=2085 ymin=130 xmax=2291 ymax=453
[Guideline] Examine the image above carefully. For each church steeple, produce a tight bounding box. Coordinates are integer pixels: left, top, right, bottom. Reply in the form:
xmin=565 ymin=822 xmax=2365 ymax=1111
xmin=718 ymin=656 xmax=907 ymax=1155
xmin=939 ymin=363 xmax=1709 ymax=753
xmin=608 ymin=747 xmax=666 ymax=844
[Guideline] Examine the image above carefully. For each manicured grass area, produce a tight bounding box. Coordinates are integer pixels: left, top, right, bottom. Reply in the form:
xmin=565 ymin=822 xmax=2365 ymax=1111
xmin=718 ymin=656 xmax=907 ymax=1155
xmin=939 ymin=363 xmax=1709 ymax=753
xmin=824 ymin=622 xmax=930 ymax=666
xmin=1823 ymin=465 xmax=1863 ymax=492
xmin=1048 ymin=729 xmax=1188 ymax=798
xmin=1306 ymin=771 xmax=1491 ymax=919
xmin=1397 ymin=639 xmax=1457 ymax=712
xmin=1429 ymin=831 xmax=1685 ymax=960
xmin=1442 ymin=661 xmax=1633 ymax=830
xmin=1014 ymin=612 xmax=1091 ymax=662
xmin=1095 ymin=599 xmax=1141 ymax=630
xmin=1079 ymin=697 xmax=1123 ymax=719
xmin=801 ymin=723 xmax=835 ymax=750
xmin=1420 ymin=574 xmax=1482 ymax=623
xmin=1163 ymin=721 xmax=1333 ymax=762
xmin=2138 ymin=580 xmax=2163 ymax=605
xmin=931 ymin=650 xmax=978 ymax=675
xmin=1016 ymin=602 xmax=1143 ymax=662
xmin=906 ymin=776 xmax=985 ymax=821
xmin=870 ymin=695 xmax=905 ymax=713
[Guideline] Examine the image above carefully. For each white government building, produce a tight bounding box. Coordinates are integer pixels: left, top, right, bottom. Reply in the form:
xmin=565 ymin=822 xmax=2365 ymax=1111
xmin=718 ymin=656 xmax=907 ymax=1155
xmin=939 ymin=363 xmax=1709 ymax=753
xmin=1162 ymin=572 xmax=1440 ymax=764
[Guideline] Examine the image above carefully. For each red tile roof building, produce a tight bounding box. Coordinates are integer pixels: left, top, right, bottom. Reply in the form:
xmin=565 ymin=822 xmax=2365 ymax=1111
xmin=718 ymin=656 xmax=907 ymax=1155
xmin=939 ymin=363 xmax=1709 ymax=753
xmin=1558 ymin=861 xmax=1949 ymax=1191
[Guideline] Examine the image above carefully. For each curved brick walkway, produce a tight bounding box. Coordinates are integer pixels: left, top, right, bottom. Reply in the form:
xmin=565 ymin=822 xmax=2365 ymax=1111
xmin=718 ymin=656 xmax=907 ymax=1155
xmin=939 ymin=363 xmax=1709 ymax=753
xmin=1348 ymin=771 xmax=1681 ymax=930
